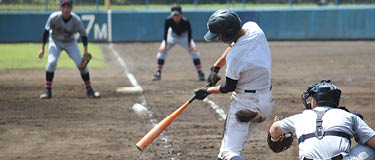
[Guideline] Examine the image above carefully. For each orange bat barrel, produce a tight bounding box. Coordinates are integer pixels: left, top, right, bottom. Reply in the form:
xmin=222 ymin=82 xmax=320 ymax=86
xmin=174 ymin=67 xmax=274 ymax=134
xmin=136 ymin=95 xmax=196 ymax=151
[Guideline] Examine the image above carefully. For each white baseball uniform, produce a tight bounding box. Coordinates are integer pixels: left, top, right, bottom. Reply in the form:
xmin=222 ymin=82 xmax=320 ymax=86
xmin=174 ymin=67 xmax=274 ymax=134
xmin=218 ymin=21 xmax=274 ymax=160
xmin=45 ymin=11 xmax=88 ymax=73
xmin=280 ymin=106 xmax=375 ymax=160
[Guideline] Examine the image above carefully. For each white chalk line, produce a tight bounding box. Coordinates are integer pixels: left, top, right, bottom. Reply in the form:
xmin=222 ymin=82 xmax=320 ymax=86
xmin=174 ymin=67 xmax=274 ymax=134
xmin=109 ymin=43 xmax=227 ymax=158
xmin=203 ymin=98 xmax=226 ymax=121
xmin=108 ymin=43 xmax=177 ymax=159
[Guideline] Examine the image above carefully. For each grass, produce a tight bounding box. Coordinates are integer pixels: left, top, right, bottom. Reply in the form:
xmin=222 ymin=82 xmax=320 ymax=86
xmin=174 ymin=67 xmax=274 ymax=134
xmin=0 ymin=43 xmax=107 ymax=70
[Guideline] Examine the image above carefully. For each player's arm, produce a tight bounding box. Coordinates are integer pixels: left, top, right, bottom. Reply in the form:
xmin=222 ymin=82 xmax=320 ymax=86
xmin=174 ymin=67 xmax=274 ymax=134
xmin=77 ymin=16 xmax=88 ymax=55
xmin=353 ymin=115 xmax=375 ymax=148
xmin=207 ymin=76 xmax=237 ymax=94
xmin=186 ymin=20 xmax=192 ymax=48
xmin=214 ymin=47 xmax=230 ymax=68
xmin=366 ymin=136 xmax=375 ymax=148
xmin=38 ymin=29 xmax=49 ymax=59
xmin=38 ymin=14 xmax=52 ymax=59
xmin=206 ymin=47 xmax=231 ymax=86
xmin=82 ymin=36 xmax=88 ymax=55
xmin=160 ymin=18 xmax=169 ymax=51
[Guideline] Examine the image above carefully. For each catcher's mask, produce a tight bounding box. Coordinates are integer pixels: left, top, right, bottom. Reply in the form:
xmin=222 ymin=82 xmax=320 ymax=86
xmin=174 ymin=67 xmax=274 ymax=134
xmin=301 ymin=80 xmax=341 ymax=109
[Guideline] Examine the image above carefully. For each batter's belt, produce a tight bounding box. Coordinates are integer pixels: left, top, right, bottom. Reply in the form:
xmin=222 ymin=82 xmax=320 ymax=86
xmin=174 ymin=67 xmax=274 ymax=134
xmin=235 ymin=85 xmax=272 ymax=94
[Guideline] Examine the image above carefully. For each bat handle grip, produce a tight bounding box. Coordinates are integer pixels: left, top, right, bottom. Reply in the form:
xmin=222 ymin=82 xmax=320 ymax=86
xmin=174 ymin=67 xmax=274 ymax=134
xmin=188 ymin=95 xmax=196 ymax=103
xmin=189 ymin=83 xmax=211 ymax=103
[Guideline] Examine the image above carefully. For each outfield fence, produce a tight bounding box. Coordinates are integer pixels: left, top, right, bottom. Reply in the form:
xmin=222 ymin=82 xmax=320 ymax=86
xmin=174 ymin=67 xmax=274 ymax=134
xmin=0 ymin=0 xmax=375 ymax=11
xmin=1 ymin=7 xmax=374 ymax=42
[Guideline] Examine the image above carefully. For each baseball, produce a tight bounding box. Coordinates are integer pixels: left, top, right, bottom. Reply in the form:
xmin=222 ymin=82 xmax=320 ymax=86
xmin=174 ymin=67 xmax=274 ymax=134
xmin=132 ymin=103 xmax=148 ymax=117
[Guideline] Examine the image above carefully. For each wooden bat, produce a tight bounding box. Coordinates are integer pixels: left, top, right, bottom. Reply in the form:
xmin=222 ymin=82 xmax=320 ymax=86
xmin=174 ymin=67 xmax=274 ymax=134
xmin=136 ymin=95 xmax=196 ymax=151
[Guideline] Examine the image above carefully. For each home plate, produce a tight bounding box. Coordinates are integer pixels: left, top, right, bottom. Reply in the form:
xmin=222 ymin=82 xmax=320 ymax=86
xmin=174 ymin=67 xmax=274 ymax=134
xmin=116 ymin=87 xmax=144 ymax=94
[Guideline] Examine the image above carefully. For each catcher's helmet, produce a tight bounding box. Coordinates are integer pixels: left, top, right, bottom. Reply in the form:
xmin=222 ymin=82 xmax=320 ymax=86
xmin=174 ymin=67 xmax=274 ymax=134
xmin=301 ymin=80 xmax=341 ymax=109
xmin=204 ymin=9 xmax=242 ymax=42
xmin=60 ymin=0 xmax=73 ymax=6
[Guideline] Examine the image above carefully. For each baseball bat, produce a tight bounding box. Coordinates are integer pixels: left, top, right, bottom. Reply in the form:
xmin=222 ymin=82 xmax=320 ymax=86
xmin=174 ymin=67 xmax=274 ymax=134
xmin=136 ymin=95 xmax=196 ymax=151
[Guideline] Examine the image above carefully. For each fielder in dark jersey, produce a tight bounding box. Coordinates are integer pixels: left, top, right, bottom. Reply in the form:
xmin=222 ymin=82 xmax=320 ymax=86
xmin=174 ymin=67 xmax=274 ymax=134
xmin=37 ymin=0 xmax=100 ymax=99
xmin=152 ymin=5 xmax=205 ymax=81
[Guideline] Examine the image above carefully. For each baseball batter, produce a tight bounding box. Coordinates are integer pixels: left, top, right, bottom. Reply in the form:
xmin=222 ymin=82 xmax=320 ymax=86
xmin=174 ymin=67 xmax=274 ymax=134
xmin=152 ymin=5 xmax=205 ymax=81
xmin=37 ymin=0 xmax=100 ymax=99
xmin=195 ymin=9 xmax=274 ymax=160
xmin=269 ymin=80 xmax=375 ymax=160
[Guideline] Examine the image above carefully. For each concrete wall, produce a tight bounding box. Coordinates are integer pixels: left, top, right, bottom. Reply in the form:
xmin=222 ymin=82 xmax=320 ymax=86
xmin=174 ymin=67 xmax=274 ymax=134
xmin=0 ymin=7 xmax=374 ymax=42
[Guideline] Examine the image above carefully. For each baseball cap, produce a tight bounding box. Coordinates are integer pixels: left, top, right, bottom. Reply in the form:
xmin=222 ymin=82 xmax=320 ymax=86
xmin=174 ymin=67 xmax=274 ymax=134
xmin=60 ymin=0 xmax=73 ymax=6
xmin=171 ymin=5 xmax=182 ymax=16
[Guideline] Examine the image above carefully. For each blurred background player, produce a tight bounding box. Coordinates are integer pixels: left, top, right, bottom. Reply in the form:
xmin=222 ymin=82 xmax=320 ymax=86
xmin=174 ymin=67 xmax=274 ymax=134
xmin=195 ymin=9 xmax=274 ymax=160
xmin=37 ymin=0 xmax=100 ymax=99
xmin=152 ymin=5 xmax=205 ymax=81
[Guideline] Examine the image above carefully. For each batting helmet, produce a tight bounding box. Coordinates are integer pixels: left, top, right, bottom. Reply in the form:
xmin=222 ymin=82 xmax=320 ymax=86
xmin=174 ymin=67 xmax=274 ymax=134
xmin=301 ymin=80 xmax=341 ymax=109
xmin=60 ymin=0 xmax=73 ymax=6
xmin=204 ymin=9 xmax=242 ymax=42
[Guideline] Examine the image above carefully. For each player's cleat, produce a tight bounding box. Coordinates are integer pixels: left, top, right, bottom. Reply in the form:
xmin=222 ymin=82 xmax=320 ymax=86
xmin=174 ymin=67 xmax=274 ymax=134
xmin=198 ymin=71 xmax=205 ymax=81
xmin=40 ymin=89 xmax=52 ymax=99
xmin=152 ymin=72 xmax=161 ymax=81
xmin=87 ymin=87 xmax=100 ymax=98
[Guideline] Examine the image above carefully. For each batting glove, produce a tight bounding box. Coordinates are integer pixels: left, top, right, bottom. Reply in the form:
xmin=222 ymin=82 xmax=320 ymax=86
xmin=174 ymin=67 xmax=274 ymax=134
xmin=207 ymin=66 xmax=221 ymax=87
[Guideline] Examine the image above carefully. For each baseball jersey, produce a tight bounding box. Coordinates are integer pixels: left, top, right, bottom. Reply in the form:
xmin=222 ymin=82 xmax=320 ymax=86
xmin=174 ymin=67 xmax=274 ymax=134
xmin=280 ymin=106 xmax=375 ymax=159
xmin=164 ymin=16 xmax=192 ymax=42
xmin=225 ymin=21 xmax=272 ymax=90
xmin=45 ymin=11 xmax=87 ymax=42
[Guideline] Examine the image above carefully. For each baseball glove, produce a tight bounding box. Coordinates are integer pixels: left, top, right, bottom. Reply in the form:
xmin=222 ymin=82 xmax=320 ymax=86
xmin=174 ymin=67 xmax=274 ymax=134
xmin=267 ymin=116 xmax=293 ymax=153
xmin=79 ymin=53 xmax=92 ymax=71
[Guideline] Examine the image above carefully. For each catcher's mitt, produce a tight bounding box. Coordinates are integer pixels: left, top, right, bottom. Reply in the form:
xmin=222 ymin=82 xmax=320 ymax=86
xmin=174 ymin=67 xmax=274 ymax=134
xmin=267 ymin=132 xmax=293 ymax=153
xmin=79 ymin=53 xmax=92 ymax=71
xmin=267 ymin=116 xmax=293 ymax=153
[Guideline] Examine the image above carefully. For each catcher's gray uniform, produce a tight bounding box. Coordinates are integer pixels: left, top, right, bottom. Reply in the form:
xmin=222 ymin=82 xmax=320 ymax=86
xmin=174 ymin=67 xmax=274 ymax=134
xmin=280 ymin=106 xmax=375 ymax=160
xmin=45 ymin=11 xmax=88 ymax=73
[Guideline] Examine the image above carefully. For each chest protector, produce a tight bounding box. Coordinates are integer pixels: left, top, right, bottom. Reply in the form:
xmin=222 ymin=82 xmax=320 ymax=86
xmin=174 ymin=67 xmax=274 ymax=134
xmin=298 ymin=109 xmax=352 ymax=144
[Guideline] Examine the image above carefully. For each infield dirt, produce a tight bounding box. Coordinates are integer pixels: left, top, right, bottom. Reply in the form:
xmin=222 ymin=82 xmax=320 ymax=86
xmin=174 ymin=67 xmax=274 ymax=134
xmin=0 ymin=41 xmax=374 ymax=160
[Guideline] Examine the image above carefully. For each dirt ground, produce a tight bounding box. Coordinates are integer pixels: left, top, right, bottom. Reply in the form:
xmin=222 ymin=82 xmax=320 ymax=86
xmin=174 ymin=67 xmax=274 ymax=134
xmin=0 ymin=41 xmax=374 ymax=160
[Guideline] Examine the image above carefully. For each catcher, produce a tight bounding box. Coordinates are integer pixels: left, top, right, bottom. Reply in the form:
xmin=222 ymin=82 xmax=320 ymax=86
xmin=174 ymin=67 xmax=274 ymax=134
xmin=268 ymin=80 xmax=375 ymax=159
xmin=37 ymin=0 xmax=100 ymax=99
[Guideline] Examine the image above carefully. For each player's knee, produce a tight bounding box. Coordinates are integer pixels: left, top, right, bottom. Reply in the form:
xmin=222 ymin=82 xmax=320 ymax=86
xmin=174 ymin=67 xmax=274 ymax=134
xmin=157 ymin=51 xmax=167 ymax=58
xmin=46 ymin=63 xmax=57 ymax=72
xmin=79 ymin=68 xmax=89 ymax=74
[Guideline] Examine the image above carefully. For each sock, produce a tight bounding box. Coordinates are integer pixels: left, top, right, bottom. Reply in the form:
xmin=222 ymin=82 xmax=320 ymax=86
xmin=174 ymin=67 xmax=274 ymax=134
xmin=45 ymin=71 xmax=54 ymax=91
xmin=80 ymin=72 xmax=91 ymax=89
xmin=156 ymin=59 xmax=164 ymax=74
xmin=230 ymin=156 xmax=245 ymax=160
xmin=193 ymin=58 xmax=202 ymax=72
